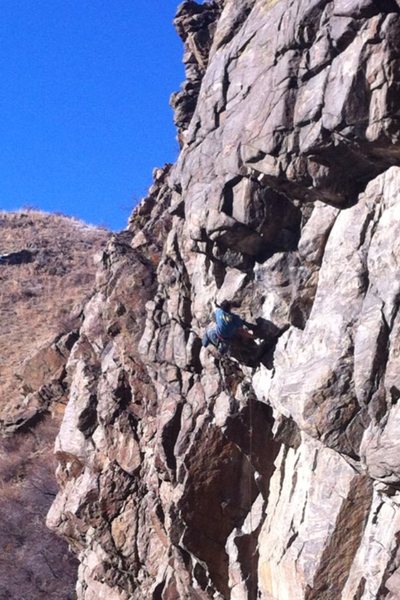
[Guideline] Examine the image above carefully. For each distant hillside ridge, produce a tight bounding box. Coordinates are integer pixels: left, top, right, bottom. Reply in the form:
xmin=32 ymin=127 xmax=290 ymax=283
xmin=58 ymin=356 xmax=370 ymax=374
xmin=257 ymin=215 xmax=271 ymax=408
xmin=0 ymin=209 xmax=110 ymax=427
xmin=0 ymin=209 xmax=110 ymax=600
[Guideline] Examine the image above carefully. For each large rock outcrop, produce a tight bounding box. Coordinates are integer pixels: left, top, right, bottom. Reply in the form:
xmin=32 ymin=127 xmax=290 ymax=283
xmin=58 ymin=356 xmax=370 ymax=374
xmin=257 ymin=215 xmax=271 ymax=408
xmin=48 ymin=1 xmax=400 ymax=599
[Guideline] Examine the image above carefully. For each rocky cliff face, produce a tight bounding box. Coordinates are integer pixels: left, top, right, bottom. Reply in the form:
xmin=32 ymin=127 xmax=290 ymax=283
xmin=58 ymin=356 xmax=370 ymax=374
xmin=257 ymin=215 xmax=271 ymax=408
xmin=47 ymin=1 xmax=400 ymax=599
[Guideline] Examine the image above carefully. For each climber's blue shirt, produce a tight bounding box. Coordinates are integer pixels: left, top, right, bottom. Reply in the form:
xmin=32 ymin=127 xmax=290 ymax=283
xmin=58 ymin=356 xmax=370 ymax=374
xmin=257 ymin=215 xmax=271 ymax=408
xmin=214 ymin=308 xmax=243 ymax=339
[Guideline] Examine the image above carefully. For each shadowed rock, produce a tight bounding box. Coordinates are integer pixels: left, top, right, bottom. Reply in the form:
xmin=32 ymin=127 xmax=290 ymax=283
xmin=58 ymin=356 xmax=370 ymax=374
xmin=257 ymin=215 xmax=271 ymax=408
xmin=0 ymin=249 xmax=34 ymax=265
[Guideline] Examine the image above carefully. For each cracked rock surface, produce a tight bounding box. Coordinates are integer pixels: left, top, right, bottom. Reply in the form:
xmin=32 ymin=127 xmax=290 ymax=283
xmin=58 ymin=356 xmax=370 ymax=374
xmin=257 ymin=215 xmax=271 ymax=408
xmin=48 ymin=1 xmax=400 ymax=598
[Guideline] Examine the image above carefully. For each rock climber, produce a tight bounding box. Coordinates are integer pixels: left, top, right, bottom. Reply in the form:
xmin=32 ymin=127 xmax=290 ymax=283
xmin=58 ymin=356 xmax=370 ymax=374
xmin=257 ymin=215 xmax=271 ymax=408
xmin=202 ymin=300 xmax=253 ymax=355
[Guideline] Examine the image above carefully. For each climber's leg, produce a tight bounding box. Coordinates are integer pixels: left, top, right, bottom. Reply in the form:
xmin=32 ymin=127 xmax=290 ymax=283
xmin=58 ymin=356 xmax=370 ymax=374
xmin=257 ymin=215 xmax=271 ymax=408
xmin=202 ymin=331 xmax=210 ymax=347
xmin=217 ymin=339 xmax=229 ymax=355
xmin=203 ymin=326 xmax=231 ymax=355
xmin=203 ymin=326 xmax=219 ymax=349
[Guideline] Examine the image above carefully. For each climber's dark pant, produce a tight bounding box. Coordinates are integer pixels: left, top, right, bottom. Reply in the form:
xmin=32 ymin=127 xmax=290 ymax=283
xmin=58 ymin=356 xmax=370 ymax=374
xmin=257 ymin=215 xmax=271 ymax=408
xmin=202 ymin=326 xmax=229 ymax=354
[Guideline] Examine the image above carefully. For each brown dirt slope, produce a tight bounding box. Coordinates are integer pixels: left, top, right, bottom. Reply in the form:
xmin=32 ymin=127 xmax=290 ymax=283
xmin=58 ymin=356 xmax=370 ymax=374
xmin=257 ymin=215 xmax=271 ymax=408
xmin=0 ymin=209 xmax=110 ymax=600
xmin=0 ymin=209 xmax=109 ymax=418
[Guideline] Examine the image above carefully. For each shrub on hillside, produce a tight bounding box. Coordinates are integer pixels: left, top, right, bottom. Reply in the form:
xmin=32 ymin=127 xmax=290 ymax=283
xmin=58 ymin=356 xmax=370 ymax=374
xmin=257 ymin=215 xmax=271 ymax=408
xmin=0 ymin=419 xmax=78 ymax=600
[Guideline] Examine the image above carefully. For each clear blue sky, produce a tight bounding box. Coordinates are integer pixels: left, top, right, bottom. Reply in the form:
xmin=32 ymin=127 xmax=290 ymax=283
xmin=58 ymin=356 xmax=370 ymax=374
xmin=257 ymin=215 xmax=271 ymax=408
xmin=0 ymin=0 xmax=188 ymax=230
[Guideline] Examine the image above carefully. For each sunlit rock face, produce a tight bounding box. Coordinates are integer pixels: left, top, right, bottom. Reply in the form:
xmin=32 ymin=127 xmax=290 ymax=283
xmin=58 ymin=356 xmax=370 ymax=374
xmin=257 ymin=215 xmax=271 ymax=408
xmin=48 ymin=1 xmax=400 ymax=599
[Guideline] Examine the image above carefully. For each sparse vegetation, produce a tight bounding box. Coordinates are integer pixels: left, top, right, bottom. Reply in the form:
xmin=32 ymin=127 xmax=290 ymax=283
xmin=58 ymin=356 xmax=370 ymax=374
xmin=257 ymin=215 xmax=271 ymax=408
xmin=0 ymin=419 xmax=78 ymax=600
xmin=0 ymin=210 xmax=110 ymax=599
xmin=0 ymin=210 xmax=110 ymax=413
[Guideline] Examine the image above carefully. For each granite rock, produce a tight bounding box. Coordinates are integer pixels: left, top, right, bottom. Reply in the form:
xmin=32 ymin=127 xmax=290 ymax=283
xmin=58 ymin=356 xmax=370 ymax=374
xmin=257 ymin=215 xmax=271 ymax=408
xmin=48 ymin=2 xmax=400 ymax=599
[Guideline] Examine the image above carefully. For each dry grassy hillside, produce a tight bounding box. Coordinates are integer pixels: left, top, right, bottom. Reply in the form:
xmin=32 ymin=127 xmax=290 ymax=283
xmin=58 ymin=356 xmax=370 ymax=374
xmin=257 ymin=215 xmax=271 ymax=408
xmin=0 ymin=209 xmax=109 ymax=418
xmin=0 ymin=209 xmax=110 ymax=599
xmin=0 ymin=420 xmax=79 ymax=600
